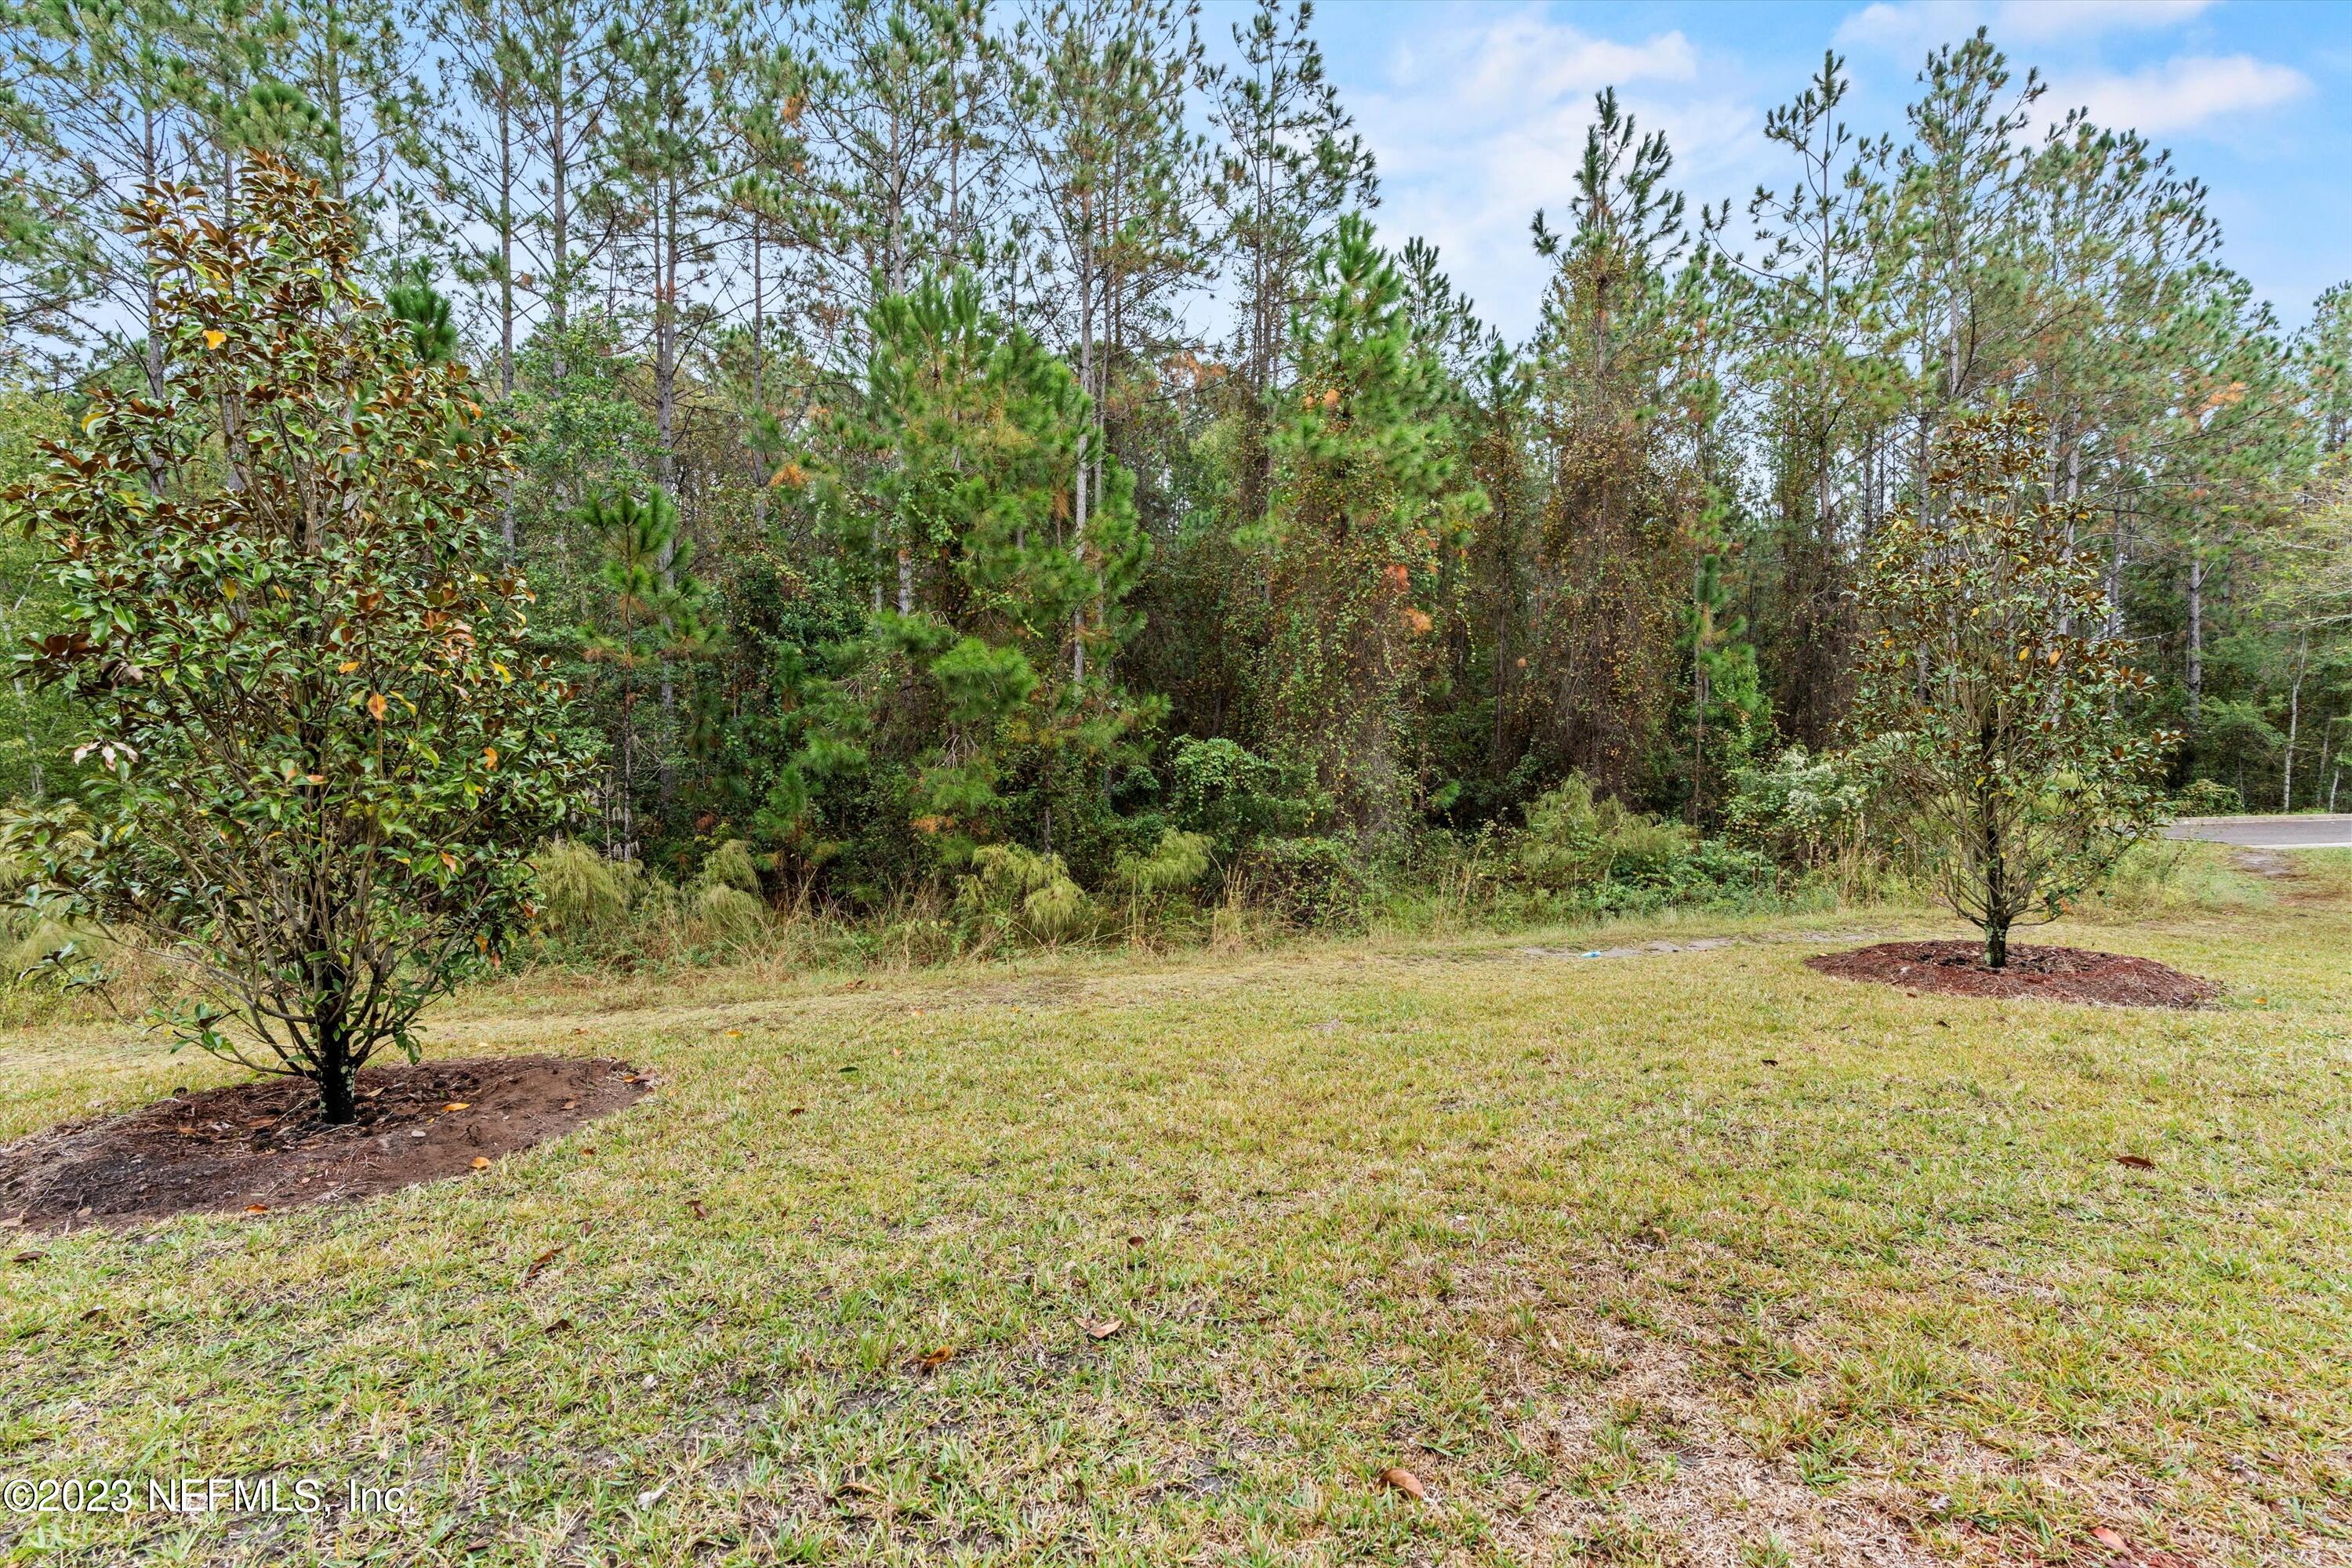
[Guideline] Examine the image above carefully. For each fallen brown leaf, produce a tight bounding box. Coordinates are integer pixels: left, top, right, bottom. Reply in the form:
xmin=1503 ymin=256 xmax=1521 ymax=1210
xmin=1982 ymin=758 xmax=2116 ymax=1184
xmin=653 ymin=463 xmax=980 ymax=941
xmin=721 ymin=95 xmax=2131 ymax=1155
xmin=443 ymin=1102 xmax=470 ymax=1112
xmin=523 ymin=1246 xmax=564 ymax=1282
xmin=687 ymin=1198 xmax=706 ymax=1220
xmin=471 ymin=1156 xmax=492 ymax=1170
xmin=1085 ymin=1319 xmax=1122 ymax=1340
xmin=2115 ymin=1154 xmax=2156 ymax=1170
xmin=1379 ymin=1466 xmax=1425 ymax=1501
xmin=11 ymin=1251 xmax=42 ymax=1265
xmin=245 ymin=1203 xmax=269 ymax=1214
xmin=918 ymin=1345 xmax=955 ymax=1371
xmin=2091 ymin=1526 xmax=2129 ymax=1552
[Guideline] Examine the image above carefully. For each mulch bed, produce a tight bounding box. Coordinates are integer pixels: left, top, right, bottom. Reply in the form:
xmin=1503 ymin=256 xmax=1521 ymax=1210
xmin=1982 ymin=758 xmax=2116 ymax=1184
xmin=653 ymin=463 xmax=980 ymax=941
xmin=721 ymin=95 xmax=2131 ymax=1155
xmin=0 ymin=1055 xmax=648 ymax=1232
xmin=1805 ymin=940 xmax=2216 ymax=1008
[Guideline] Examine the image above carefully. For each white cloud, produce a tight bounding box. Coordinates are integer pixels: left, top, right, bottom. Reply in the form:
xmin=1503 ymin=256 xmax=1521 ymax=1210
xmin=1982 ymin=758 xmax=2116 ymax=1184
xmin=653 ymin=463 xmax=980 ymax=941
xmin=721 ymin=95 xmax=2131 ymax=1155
xmin=2050 ymin=53 xmax=2310 ymax=134
xmin=1837 ymin=0 xmax=2215 ymax=52
xmin=1352 ymin=7 xmax=1762 ymax=343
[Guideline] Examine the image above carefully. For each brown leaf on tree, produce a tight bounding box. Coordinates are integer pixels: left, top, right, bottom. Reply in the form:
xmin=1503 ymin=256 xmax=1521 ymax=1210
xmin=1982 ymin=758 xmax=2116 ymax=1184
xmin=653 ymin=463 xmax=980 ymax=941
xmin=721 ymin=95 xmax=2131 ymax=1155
xmin=1379 ymin=1466 xmax=1425 ymax=1501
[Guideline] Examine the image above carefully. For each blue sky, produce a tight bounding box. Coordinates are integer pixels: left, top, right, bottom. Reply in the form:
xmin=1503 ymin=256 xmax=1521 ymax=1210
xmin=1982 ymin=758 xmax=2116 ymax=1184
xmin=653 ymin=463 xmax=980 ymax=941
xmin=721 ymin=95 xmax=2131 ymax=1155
xmin=1200 ymin=0 xmax=2350 ymax=345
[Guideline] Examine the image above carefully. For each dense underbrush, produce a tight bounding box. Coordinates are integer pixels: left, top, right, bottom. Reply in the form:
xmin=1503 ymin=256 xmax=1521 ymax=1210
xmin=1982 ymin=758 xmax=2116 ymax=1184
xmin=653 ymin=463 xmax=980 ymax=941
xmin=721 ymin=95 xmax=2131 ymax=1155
xmin=0 ymin=759 xmax=2285 ymax=1022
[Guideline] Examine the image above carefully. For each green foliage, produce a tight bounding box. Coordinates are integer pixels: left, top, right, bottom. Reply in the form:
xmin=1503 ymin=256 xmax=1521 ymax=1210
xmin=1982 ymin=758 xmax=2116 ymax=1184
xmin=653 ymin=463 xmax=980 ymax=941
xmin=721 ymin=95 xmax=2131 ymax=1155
xmin=1167 ymin=736 xmax=1312 ymax=863
xmin=1259 ymin=212 xmax=1486 ymax=842
xmin=1725 ymin=747 xmax=1871 ymax=873
xmin=2 ymin=156 xmax=596 ymax=1120
xmin=1519 ymin=774 xmax=1695 ymax=891
xmin=1240 ymin=834 xmax=1363 ymax=928
xmin=1855 ymin=405 xmax=2174 ymax=967
xmin=1111 ymin=829 xmax=1212 ymax=899
xmin=530 ymin=838 xmax=638 ymax=937
xmin=0 ymin=384 xmax=76 ymax=801
xmin=789 ymin=271 xmax=1154 ymax=881
xmin=573 ymin=484 xmax=719 ymax=855
xmin=956 ymin=843 xmax=1091 ymax=943
xmin=2172 ymin=777 xmax=2244 ymax=816
xmin=385 ymin=260 xmax=459 ymax=365
xmin=697 ymin=837 xmax=761 ymax=895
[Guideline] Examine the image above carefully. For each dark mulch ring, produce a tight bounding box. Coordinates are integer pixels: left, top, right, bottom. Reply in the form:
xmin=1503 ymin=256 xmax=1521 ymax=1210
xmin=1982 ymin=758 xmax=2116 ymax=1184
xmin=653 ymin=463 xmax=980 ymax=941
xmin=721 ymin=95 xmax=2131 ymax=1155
xmin=0 ymin=1055 xmax=648 ymax=1232
xmin=1806 ymin=940 xmax=2217 ymax=1008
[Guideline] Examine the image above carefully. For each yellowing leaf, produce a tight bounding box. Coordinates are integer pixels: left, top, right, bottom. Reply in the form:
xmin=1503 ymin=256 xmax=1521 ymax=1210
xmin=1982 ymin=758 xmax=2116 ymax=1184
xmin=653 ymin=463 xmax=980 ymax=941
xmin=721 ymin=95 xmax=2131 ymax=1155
xmin=367 ymin=692 xmax=388 ymax=721
xmin=482 ymin=746 xmax=499 ymax=769
xmin=203 ymin=329 xmax=226 ymax=350
xmin=338 ymin=660 xmax=359 ymax=673
xmin=444 ymin=1101 xmax=470 ymax=1112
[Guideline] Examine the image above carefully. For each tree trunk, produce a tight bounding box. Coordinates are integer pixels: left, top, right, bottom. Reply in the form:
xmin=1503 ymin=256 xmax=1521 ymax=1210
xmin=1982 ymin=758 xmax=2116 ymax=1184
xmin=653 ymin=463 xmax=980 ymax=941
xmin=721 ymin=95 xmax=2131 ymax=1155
xmin=2283 ymin=640 xmax=2304 ymax=811
xmin=2186 ymin=543 xmax=2204 ymax=721
xmin=1984 ymin=919 xmax=2008 ymax=971
xmin=316 ymin=1029 xmax=358 ymax=1124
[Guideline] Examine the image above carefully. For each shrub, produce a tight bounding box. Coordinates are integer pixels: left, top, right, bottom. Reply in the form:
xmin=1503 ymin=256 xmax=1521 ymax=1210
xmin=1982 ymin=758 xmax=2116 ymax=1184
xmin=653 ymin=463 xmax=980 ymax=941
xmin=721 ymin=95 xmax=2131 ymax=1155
xmin=691 ymin=883 xmax=771 ymax=944
xmin=1725 ymin=747 xmax=1870 ymax=874
xmin=532 ymin=840 xmax=637 ymax=936
xmin=1854 ymin=406 xmax=2172 ymax=968
xmin=957 ymin=843 xmax=1091 ymax=942
xmin=1518 ymin=774 xmax=1695 ymax=891
xmin=697 ymin=839 xmax=763 ymax=895
xmin=1241 ymin=836 xmax=1364 ymax=928
xmin=2172 ymin=778 xmax=2242 ymax=817
xmin=1112 ymin=829 xmax=1214 ymax=898
xmin=1168 ymin=738 xmax=1313 ymax=863
xmin=4 ymin=157 xmax=596 ymax=1121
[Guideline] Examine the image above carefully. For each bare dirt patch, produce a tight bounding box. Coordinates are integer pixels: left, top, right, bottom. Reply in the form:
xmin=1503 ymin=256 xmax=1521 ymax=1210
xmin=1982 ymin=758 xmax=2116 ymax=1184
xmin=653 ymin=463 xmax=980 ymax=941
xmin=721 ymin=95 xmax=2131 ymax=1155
xmin=1806 ymin=940 xmax=2216 ymax=1008
xmin=0 ymin=1055 xmax=646 ymax=1231
xmin=1466 ymin=1258 xmax=1944 ymax=1567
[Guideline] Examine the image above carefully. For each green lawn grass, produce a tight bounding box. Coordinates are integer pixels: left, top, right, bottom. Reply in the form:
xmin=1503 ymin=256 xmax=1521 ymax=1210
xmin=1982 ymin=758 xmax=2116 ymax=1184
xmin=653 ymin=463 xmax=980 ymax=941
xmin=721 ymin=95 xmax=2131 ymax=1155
xmin=3 ymin=858 xmax=2350 ymax=1566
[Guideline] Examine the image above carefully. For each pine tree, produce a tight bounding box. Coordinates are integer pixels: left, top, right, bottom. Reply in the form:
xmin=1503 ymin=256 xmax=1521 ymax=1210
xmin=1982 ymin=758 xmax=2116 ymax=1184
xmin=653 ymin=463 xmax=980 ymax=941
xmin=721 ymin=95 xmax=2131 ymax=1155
xmin=575 ymin=485 xmax=716 ymax=858
xmin=789 ymin=270 xmax=1151 ymax=880
xmin=1525 ymin=89 xmax=1712 ymax=795
xmin=1258 ymin=213 xmax=1483 ymax=840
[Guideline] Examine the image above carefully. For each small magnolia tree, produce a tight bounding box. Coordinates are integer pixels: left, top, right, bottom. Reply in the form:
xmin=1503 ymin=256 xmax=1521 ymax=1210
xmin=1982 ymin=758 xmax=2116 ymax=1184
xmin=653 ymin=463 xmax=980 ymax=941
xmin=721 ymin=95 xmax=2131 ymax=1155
xmin=1855 ymin=405 xmax=2173 ymax=967
xmin=4 ymin=155 xmax=596 ymax=1122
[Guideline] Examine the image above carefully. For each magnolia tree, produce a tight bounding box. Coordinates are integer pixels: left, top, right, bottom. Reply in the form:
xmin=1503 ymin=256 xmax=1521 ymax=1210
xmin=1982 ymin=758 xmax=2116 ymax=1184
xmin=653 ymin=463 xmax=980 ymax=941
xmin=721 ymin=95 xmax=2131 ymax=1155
xmin=1854 ymin=405 xmax=2174 ymax=967
xmin=4 ymin=156 xmax=596 ymax=1122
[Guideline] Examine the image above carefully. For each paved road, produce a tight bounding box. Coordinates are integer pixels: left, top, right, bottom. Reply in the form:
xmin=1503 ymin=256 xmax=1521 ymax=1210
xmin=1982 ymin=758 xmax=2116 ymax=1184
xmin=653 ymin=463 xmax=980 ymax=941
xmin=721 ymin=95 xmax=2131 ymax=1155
xmin=2167 ymin=814 xmax=2352 ymax=849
